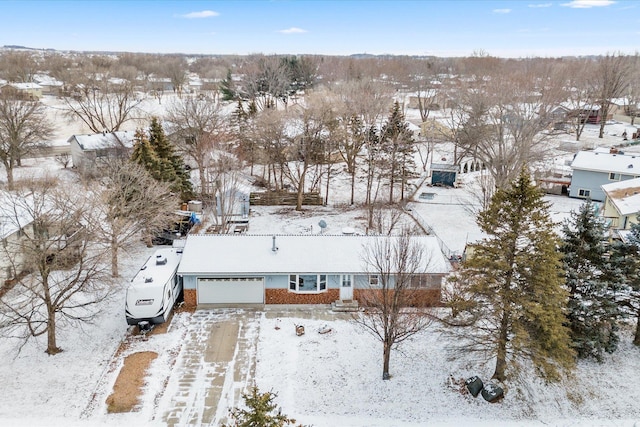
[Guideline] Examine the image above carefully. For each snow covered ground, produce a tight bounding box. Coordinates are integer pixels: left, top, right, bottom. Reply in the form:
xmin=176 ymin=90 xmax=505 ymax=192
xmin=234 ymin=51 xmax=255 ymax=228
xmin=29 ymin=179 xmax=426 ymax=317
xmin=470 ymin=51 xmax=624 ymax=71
xmin=1 ymin=182 xmax=639 ymax=426
xmin=1 ymin=104 xmax=640 ymax=426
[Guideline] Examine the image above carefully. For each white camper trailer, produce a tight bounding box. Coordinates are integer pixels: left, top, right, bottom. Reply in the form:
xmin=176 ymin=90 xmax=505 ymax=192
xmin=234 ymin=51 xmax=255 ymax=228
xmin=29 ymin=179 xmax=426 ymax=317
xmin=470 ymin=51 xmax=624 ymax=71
xmin=125 ymin=247 xmax=183 ymax=328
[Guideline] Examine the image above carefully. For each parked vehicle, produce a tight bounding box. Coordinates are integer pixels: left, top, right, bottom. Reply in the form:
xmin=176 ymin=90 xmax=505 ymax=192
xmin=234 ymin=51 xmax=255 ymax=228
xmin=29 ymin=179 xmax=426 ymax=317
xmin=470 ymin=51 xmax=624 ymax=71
xmin=125 ymin=247 xmax=183 ymax=329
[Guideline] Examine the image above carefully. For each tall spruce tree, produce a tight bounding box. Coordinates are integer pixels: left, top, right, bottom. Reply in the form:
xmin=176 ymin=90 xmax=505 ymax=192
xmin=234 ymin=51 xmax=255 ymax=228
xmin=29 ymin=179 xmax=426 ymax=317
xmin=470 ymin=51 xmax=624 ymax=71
xmin=381 ymin=101 xmax=416 ymax=203
xmin=561 ymin=201 xmax=624 ymax=360
xmin=219 ymin=69 xmax=238 ymax=102
xmin=445 ymin=169 xmax=574 ymax=382
xmin=130 ymin=128 xmax=159 ymax=173
xmin=221 ymin=386 xmax=301 ymax=427
xmin=146 ymin=116 xmax=194 ymax=201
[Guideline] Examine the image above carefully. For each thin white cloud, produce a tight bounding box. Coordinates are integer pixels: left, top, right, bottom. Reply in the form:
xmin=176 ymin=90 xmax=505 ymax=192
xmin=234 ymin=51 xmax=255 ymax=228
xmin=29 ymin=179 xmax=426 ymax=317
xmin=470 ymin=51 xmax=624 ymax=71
xmin=493 ymin=8 xmax=512 ymax=13
xmin=561 ymin=0 xmax=615 ymax=8
xmin=278 ymin=27 xmax=307 ymax=34
xmin=528 ymin=3 xmax=553 ymax=7
xmin=179 ymin=10 xmax=219 ymax=18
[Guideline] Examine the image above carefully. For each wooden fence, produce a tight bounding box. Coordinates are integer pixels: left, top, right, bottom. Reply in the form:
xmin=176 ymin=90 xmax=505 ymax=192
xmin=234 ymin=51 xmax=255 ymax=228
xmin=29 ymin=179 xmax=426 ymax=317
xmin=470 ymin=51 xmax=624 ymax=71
xmin=249 ymin=191 xmax=324 ymax=206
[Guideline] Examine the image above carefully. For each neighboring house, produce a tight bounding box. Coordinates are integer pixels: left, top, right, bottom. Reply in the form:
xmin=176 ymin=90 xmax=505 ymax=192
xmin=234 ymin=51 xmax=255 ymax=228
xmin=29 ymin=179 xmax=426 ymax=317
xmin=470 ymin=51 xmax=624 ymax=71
xmin=33 ymin=74 xmax=64 ymax=96
xmin=147 ymin=77 xmax=173 ymax=92
xmin=407 ymin=88 xmax=442 ymax=110
xmin=576 ymin=105 xmax=612 ymax=124
xmin=548 ymin=104 xmax=571 ymax=130
xmin=68 ymin=131 xmax=136 ymax=173
xmin=0 ymin=82 xmax=42 ymax=100
xmin=0 ymin=192 xmax=33 ymax=284
xmin=569 ymin=150 xmax=640 ymax=202
xmin=187 ymin=79 xmax=203 ymax=94
xmin=177 ymin=234 xmax=451 ymax=307
xmin=601 ymin=177 xmax=640 ymax=231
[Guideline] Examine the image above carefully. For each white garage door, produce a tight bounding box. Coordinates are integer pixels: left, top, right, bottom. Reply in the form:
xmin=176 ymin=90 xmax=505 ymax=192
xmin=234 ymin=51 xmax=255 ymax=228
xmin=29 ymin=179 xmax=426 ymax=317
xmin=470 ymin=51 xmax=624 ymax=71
xmin=197 ymin=277 xmax=264 ymax=304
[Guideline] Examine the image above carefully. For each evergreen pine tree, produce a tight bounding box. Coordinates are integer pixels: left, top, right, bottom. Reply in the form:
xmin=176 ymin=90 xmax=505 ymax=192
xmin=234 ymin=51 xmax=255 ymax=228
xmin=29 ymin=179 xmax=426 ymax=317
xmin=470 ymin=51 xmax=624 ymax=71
xmin=561 ymin=201 xmax=624 ymax=360
xmin=219 ymin=69 xmax=238 ymax=102
xmin=221 ymin=386 xmax=301 ymax=427
xmin=147 ymin=116 xmax=194 ymax=201
xmin=381 ymin=101 xmax=416 ymax=203
xmin=612 ymin=216 xmax=640 ymax=346
xmin=131 ymin=128 xmax=159 ymax=175
xmin=446 ymin=169 xmax=574 ymax=382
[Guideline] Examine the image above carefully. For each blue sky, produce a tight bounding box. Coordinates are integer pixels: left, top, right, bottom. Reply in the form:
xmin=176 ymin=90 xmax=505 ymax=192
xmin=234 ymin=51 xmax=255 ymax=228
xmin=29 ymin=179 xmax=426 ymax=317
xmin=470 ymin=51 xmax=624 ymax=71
xmin=2 ymin=0 xmax=639 ymax=57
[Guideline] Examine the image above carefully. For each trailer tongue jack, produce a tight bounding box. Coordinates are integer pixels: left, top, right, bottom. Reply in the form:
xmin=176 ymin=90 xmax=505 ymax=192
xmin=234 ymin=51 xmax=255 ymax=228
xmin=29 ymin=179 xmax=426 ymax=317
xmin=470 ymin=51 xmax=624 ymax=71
xmin=138 ymin=321 xmax=154 ymax=335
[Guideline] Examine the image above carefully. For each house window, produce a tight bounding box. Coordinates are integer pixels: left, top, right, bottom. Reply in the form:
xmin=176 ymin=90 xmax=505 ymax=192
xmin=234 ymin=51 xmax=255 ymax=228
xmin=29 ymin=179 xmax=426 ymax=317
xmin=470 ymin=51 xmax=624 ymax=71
xmin=341 ymin=275 xmax=352 ymax=288
xmin=289 ymin=274 xmax=327 ymax=293
xmin=411 ymin=275 xmax=438 ymax=289
xmin=578 ymin=189 xmax=591 ymax=198
xmin=369 ymin=275 xmax=380 ymax=287
xmin=609 ymin=172 xmax=621 ymax=181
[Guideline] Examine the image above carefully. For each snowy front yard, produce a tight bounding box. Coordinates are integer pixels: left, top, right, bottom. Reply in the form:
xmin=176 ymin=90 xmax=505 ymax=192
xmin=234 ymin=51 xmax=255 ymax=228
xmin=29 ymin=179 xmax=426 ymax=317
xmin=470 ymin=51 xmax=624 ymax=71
xmin=2 ymin=298 xmax=640 ymax=426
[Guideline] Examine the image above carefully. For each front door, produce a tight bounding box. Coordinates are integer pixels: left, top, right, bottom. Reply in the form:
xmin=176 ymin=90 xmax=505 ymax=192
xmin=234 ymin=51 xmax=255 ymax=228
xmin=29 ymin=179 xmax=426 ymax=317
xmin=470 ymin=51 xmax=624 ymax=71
xmin=340 ymin=274 xmax=353 ymax=301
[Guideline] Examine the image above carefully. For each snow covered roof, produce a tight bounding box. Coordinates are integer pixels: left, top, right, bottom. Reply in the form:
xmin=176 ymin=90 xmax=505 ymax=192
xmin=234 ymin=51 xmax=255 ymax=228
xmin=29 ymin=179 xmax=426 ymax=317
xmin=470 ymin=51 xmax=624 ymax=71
xmin=129 ymin=248 xmax=182 ymax=288
xmin=4 ymin=82 xmax=42 ymax=90
xmin=67 ymin=131 xmax=136 ymax=151
xmin=570 ymin=150 xmax=640 ymax=175
xmin=602 ymin=177 xmax=640 ymax=216
xmin=33 ymin=74 xmax=63 ymax=87
xmin=0 ymin=192 xmax=33 ymax=240
xmin=177 ymin=234 xmax=451 ymax=275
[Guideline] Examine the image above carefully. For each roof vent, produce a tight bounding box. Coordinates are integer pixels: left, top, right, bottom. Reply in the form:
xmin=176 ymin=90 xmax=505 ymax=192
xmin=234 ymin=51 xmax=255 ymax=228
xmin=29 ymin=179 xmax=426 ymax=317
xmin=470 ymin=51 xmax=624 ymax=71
xmin=272 ymin=235 xmax=278 ymax=252
xmin=155 ymin=254 xmax=167 ymax=265
xmin=628 ymin=164 xmax=634 ymax=169
xmin=144 ymin=276 xmax=153 ymax=283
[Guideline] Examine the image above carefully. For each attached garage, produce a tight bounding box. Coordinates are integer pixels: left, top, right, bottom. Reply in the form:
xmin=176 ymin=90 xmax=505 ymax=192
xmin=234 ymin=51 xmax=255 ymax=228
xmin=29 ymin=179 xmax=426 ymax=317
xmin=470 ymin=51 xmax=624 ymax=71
xmin=197 ymin=277 xmax=264 ymax=304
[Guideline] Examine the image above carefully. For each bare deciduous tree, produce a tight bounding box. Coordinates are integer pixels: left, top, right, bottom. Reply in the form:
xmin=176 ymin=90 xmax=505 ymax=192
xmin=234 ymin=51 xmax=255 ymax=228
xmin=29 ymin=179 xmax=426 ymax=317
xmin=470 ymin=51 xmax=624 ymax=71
xmin=556 ymin=59 xmax=596 ymax=141
xmin=454 ymin=71 xmax=554 ymax=191
xmin=0 ymin=96 xmax=54 ymax=189
xmin=592 ymin=53 xmax=631 ymax=139
xmin=0 ymin=178 xmax=113 ymax=355
xmin=0 ymin=51 xmax=39 ymax=83
xmin=209 ymin=154 xmax=245 ymax=233
xmin=282 ymin=92 xmax=333 ymax=211
xmin=242 ymin=55 xmax=291 ymax=110
xmin=91 ymin=160 xmax=179 ymax=277
xmin=62 ymin=75 xmax=143 ymax=133
xmin=162 ymin=56 xmax=188 ymax=97
xmin=250 ymin=108 xmax=289 ymax=190
xmin=329 ymin=79 xmax=393 ymax=205
xmin=165 ymin=97 xmax=231 ymax=196
xmin=353 ymin=231 xmax=436 ymax=380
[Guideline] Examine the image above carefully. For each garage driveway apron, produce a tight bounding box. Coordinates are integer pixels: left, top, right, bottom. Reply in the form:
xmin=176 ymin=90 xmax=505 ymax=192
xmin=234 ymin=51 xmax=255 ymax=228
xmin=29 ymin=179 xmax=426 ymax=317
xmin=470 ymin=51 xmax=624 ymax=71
xmin=161 ymin=309 xmax=260 ymax=426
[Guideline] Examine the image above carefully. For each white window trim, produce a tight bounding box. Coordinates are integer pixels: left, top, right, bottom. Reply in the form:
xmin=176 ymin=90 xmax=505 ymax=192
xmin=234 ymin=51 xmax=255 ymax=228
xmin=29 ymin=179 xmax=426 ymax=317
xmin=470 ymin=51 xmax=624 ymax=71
xmin=609 ymin=172 xmax=621 ymax=181
xmin=341 ymin=274 xmax=352 ymax=288
xmin=288 ymin=274 xmax=327 ymax=293
xmin=578 ymin=188 xmax=591 ymax=198
xmin=369 ymin=274 xmax=380 ymax=287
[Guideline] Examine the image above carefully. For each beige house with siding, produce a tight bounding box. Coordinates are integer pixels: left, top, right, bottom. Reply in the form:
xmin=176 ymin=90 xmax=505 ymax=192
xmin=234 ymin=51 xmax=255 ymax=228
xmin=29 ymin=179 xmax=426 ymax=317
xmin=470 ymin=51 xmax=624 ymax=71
xmin=601 ymin=178 xmax=640 ymax=231
xmin=0 ymin=192 xmax=33 ymax=284
xmin=0 ymin=82 xmax=43 ymax=100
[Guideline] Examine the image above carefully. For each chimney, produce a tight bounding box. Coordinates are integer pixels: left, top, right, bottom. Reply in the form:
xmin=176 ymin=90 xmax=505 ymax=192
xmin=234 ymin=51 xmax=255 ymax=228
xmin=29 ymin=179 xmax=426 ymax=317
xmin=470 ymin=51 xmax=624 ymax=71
xmin=271 ymin=236 xmax=278 ymax=252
